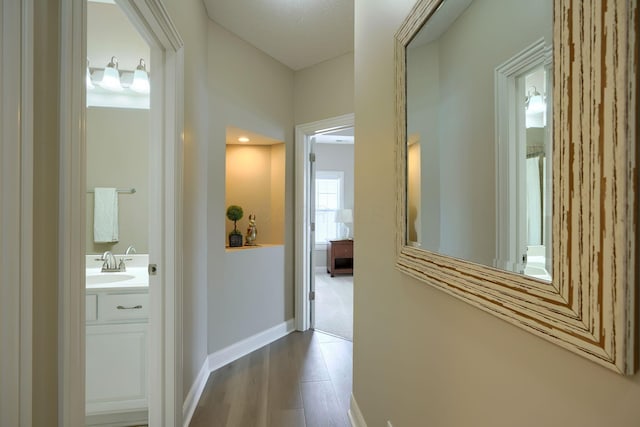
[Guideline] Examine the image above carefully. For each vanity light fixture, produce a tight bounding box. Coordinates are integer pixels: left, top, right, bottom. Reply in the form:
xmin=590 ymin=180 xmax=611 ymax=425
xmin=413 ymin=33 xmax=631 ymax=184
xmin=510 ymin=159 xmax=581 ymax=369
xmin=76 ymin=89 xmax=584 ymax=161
xmin=525 ymin=86 xmax=545 ymax=114
xmin=238 ymin=136 xmax=250 ymax=143
xmin=130 ymin=58 xmax=150 ymax=94
xmin=97 ymin=56 xmax=123 ymax=91
xmin=86 ymin=59 xmax=95 ymax=90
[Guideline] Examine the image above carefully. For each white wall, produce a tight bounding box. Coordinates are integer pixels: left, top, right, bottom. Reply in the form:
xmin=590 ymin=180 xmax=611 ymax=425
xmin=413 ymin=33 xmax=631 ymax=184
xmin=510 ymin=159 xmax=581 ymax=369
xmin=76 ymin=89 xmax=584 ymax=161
xmin=353 ymin=1 xmax=640 ymax=426
xmin=294 ymin=52 xmax=354 ymax=125
xmin=207 ymin=20 xmax=295 ymax=354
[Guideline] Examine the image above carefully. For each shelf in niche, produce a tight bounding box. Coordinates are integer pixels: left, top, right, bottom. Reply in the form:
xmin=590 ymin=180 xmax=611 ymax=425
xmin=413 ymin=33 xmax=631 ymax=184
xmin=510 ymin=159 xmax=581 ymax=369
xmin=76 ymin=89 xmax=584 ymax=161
xmin=225 ymin=243 xmax=284 ymax=252
xmin=225 ymin=126 xmax=285 ymax=250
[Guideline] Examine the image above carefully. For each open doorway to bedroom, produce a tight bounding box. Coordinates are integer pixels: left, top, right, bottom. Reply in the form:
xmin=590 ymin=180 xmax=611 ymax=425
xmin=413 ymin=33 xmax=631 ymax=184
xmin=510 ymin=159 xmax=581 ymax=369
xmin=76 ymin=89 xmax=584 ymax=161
xmin=312 ymin=127 xmax=354 ymax=340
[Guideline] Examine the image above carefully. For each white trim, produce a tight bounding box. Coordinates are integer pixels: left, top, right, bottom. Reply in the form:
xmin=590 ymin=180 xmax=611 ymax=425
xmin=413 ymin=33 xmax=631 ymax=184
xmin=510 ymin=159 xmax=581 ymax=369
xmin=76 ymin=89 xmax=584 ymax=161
xmin=0 ymin=0 xmax=33 ymax=425
xmin=494 ymin=38 xmax=551 ymax=273
xmin=295 ymin=113 xmax=354 ymax=332
xmin=181 ymin=356 xmax=211 ymax=427
xmin=207 ymin=319 xmax=295 ymax=371
xmin=182 ymin=319 xmax=295 ymax=427
xmin=60 ymin=0 xmax=184 ymax=425
xmin=348 ymin=394 xmax=368 ymax=427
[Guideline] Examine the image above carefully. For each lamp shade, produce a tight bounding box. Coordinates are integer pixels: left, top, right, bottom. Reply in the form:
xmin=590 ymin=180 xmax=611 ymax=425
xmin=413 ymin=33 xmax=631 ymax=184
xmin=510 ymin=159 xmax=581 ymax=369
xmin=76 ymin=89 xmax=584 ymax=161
xmin=335 ymin=209 xmax=353 ymax=223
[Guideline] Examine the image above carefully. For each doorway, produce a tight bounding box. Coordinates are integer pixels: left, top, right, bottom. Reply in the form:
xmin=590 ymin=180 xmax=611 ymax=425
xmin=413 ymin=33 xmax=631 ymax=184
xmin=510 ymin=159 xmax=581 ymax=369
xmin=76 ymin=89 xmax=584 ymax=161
xmin=312 ymin=129 xmax=354 ymax=340
xmin=85 ymin=1 xmax=151 ymax=424
xmin=294 ymin=114 xmax=354 ymax=340
xmin=59 ymin=0 xmax=184 ymax=425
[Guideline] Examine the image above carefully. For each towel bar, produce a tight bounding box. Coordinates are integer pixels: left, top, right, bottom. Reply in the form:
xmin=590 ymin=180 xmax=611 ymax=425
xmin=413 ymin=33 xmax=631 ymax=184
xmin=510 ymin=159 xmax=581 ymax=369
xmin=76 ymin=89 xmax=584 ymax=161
xmin=87 ymin=188 xmax=136 ymax=194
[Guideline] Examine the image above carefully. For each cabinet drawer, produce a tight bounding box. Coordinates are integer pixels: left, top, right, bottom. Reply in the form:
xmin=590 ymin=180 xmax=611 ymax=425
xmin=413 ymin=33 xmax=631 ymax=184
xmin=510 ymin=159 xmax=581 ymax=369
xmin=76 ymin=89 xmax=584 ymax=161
xmin=334 ymin=244 xmax=353 ymax=258
xmin=99 ymin=293 xmax=149 ymax=322
xmin=86 ymin=294 xmax=97 ymax=321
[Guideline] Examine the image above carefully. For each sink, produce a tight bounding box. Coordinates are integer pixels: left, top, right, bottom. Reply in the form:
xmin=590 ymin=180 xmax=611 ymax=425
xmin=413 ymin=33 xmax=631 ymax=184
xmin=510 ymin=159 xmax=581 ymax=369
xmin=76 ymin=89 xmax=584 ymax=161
xmin=86 ymin=273 xmax=135 ymax=285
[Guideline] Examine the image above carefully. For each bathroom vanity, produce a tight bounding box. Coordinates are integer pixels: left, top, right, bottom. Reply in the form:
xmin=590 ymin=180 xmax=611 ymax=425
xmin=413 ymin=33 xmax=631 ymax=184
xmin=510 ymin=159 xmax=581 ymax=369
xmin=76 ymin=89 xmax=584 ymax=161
xmin=85 ymin=256 xmax=149 ymax=426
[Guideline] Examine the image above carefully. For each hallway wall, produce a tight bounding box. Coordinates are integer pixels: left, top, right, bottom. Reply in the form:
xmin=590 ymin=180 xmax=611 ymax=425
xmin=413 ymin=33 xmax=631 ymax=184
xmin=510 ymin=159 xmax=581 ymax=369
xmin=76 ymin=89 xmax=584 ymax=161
xmin=352 ymin=1 xmax=640 ymax=426
xmin=164 ymin=0 xmax=211 ymax=402
xmin=206 ymin=20 xmax=295 ymax=353
xmin=294 ymin=52 xmax=354 ymax=125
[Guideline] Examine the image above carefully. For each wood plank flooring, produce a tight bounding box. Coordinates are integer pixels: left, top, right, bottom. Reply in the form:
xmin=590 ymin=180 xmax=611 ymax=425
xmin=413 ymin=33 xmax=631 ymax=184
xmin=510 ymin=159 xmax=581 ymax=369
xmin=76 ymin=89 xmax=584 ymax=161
xmin=189 ymin=331 xmax=352 ymax=427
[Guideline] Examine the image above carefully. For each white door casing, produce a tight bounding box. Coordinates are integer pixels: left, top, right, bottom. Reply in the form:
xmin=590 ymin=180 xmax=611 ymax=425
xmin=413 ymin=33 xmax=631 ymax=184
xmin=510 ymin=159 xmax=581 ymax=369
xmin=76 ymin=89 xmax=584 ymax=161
xmin=60 ymin=0 xmax=184 ymax=425
xmin=294 ymin=113 xmax=354 ymax=332
xmin=494 ymin=38 xmax=552 ymax=273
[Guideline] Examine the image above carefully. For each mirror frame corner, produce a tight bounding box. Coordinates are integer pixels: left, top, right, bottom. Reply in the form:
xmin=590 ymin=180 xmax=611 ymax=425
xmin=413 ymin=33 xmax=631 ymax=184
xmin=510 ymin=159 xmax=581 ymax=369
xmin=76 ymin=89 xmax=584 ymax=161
xmin=395 ymin=0 xmax=638 ymax=374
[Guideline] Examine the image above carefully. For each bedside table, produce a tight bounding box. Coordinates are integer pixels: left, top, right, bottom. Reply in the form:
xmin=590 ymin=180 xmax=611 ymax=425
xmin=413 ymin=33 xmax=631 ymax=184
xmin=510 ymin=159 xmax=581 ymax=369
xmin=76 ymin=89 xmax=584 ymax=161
xmin=326 ymin=239 xmax=354 ymax=277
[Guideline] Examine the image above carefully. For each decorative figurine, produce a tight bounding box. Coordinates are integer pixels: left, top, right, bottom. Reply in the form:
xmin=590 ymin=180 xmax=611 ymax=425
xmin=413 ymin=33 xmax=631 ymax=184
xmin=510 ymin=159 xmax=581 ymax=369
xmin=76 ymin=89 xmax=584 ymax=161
xmin=245 ymin=214 xmax=258 ymax=246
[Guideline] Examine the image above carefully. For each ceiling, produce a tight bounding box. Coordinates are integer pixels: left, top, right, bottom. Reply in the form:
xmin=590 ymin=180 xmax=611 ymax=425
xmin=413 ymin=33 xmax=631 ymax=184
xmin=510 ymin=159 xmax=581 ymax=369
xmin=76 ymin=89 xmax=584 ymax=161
xmin=202 ymin=0 xmax=354 ymax=71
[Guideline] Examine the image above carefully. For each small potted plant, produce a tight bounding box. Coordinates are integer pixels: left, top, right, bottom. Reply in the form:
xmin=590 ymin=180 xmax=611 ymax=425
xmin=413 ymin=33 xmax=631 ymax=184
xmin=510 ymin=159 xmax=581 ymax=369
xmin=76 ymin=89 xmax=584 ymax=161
xmin=226 ymin=205 xmax=244 ymax=247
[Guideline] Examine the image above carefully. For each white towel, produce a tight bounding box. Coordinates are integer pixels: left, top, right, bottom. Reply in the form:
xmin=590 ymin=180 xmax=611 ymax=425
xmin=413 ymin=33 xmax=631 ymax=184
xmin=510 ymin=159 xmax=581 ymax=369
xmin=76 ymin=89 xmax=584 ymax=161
xmin=94 ymin=187 xmax=119 ymax=243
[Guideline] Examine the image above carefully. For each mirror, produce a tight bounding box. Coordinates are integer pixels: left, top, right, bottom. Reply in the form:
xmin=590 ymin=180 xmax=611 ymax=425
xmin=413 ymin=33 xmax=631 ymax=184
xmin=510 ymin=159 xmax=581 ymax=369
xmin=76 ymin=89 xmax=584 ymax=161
xmin=405 ymin=0 xmax=552 ymax=281
xmin=396 ymin=0 xmax=637 ymax=374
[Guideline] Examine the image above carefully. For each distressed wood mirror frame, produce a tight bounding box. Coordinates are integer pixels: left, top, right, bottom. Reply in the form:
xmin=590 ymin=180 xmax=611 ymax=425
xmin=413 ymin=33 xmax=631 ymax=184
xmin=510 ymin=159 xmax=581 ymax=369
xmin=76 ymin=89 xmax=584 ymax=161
xmin=395 ymin=0 xmax=638 ymax=374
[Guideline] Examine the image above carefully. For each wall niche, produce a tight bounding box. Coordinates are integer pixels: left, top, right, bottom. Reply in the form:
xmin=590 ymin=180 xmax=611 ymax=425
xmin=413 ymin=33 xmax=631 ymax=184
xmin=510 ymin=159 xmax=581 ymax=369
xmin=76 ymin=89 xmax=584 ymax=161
xmin=225 ymin=126 xmax=285 ymax=248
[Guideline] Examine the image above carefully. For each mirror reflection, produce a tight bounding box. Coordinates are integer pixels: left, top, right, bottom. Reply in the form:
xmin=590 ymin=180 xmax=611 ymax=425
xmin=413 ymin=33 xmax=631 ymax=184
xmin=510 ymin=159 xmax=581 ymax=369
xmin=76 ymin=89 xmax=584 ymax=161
xmin=405 ymin=0 xmax=552 ymax=280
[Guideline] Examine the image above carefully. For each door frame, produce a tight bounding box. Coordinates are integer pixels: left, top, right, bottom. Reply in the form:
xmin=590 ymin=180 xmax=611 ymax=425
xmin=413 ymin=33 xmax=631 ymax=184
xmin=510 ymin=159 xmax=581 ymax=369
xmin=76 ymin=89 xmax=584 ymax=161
xmin=0 ymin=0 xmax=34 ymax=425
xmin=294 ymin=113 xmax=354 ymax=331
xmin=59 ymin=0 xmax=184 ymax=425
xmin=494 ymin=38 xmax=551 ymax=273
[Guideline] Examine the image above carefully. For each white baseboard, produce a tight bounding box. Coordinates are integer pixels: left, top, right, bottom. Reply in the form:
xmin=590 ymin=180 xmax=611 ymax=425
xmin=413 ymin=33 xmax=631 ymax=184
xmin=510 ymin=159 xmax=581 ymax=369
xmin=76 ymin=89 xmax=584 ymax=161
xmin=182 ymin=355 xmax=211 ymax=427
xmin=348 ymin=394 xmax=368 ymax=427
xmin=182 ymin=319 xmax=295 ymax=427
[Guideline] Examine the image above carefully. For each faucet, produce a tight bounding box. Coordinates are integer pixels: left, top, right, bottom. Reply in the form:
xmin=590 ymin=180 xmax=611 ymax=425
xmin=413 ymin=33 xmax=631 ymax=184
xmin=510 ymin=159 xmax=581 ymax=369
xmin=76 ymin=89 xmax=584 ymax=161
xmin=101 ymin=251 xmax=120 ymax=272
xmin=125 ymin=245 xmax=137 ymax=256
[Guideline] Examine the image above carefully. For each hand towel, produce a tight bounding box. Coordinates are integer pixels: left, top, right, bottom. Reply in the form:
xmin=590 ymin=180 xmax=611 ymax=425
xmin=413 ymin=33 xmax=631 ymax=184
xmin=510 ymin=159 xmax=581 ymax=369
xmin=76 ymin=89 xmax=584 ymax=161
xmin=94 ymin=187 xmax=119 ymax=243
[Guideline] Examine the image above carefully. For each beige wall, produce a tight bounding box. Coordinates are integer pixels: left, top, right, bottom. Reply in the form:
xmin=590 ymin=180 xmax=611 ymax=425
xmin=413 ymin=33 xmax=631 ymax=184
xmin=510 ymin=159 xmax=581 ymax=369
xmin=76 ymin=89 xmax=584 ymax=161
xmin=87 ymin=2 xmax=149 ymax=72
xmin=353 ymin=1 xmax=640 ymax=426
xmin=207 ymin=20 xmax=295 ymax=354
xmin=86 ymin=108 xmax=149 ymax=254
xmin=225 ymin=144 xmax=285 ymax=244
xmin=294 ymin=52 xmax=354 ymax=125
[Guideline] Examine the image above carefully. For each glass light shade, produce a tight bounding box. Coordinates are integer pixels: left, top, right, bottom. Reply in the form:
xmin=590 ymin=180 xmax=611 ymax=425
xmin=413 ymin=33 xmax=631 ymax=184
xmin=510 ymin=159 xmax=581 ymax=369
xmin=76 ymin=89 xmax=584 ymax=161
xmin=86 ymin=66 xmax=95 ymax=90
xmin=99 ymin=65 xmax=122 ymax=91
xmin=527 ymin=94 xmax=546 ymax=114
xmin=130 ymin=69 xmax=150 ymax=94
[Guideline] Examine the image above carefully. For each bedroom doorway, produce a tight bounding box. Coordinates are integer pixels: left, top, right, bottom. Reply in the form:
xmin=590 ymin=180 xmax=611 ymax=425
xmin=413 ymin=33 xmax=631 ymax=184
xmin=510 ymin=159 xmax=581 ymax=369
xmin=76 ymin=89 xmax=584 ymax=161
xmin=294 ymin=114 xmax=354 ymax=341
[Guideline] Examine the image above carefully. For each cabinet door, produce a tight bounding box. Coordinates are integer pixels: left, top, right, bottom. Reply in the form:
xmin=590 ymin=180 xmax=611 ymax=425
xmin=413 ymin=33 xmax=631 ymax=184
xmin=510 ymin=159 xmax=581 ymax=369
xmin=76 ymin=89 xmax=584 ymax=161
xmin=86 ymin=323 xmax=148 ymax=415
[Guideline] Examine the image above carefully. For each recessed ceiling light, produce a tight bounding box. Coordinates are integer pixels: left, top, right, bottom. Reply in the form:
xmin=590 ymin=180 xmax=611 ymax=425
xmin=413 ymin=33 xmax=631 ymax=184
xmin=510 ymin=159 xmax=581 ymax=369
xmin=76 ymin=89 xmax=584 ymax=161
xmin=238 ymin=136 xmax=250 ymax=143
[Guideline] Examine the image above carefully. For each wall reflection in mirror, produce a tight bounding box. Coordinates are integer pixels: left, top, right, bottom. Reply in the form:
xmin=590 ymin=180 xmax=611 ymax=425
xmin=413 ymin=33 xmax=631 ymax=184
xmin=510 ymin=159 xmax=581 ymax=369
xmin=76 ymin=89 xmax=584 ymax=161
xmin=405 ymin=0 xmax=552 ymax=281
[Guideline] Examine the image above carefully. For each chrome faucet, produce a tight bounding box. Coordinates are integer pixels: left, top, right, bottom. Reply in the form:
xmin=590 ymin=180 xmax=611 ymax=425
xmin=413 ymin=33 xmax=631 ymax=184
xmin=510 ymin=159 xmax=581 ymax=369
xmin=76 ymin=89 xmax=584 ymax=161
xmin=101 ymin=251 xmax=119 ymax=272
xmin=125 ymin=245 xmax=137 ymax=256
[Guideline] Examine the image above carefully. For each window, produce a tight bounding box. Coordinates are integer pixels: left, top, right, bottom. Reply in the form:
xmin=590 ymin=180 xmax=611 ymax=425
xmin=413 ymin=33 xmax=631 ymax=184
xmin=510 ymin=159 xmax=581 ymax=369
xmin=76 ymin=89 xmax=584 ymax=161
xmin=315 ymin=171 xmax=344 ymax=245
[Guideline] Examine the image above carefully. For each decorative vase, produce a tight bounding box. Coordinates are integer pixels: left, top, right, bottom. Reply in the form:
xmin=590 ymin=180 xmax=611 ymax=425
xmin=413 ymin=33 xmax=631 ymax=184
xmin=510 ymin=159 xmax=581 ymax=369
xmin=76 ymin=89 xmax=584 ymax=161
xmin=229 ymin=233 xmax=243 ymax=247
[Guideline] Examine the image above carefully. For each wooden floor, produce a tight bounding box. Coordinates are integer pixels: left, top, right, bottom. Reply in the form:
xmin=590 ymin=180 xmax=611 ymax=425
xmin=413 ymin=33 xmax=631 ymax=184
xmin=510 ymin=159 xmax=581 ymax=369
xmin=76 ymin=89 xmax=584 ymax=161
xmin=189 ymin=330 xmax=353 ymax=427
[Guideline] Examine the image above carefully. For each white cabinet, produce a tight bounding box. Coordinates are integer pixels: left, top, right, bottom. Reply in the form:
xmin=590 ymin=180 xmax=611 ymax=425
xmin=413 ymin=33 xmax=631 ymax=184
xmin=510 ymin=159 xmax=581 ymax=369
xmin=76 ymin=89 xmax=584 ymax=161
xmin=86 ymin=290 xmax=148 ymax=423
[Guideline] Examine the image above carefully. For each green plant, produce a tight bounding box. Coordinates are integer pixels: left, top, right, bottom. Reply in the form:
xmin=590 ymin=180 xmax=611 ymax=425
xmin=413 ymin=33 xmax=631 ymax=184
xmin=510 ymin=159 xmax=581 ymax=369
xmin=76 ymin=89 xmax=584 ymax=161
xmin=226 ymin=205 xmax=244 ymax=235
